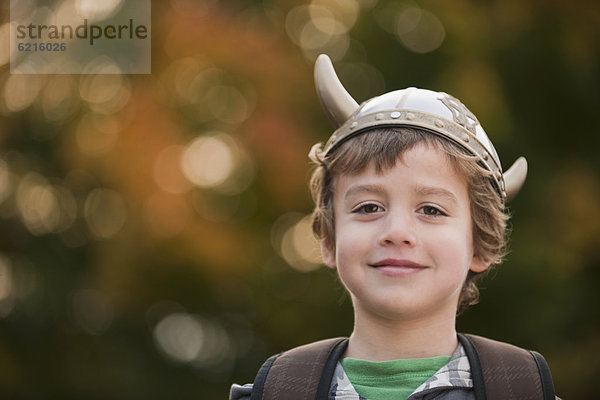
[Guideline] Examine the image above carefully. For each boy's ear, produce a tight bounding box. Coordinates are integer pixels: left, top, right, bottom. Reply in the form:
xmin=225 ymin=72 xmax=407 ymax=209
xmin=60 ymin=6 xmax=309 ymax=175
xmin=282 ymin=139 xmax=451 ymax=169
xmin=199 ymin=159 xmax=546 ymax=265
xmin=320 ymin=241 xmax=336 ymax=269
xmin=470 ymin=256 xmax=491 ymax=273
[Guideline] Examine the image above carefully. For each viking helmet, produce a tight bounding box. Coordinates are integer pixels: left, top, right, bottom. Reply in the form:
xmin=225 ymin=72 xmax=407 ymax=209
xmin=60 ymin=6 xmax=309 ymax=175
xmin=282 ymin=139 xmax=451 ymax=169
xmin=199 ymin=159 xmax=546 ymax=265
xmin=313 ymin=54 xmax=527 ymax=202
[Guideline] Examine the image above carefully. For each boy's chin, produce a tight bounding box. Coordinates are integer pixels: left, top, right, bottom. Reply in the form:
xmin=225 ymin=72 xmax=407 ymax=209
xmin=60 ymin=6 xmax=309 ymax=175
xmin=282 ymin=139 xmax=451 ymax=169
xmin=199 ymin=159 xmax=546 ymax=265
xmin=353 ymin=296 xmax=459 ymax=323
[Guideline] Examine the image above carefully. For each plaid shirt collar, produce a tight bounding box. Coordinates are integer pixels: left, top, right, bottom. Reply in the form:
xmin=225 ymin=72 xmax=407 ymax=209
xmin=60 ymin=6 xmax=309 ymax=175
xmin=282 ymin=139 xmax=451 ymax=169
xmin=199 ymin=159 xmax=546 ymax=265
xmin=329 ymin=343 xmax=473 ymax=400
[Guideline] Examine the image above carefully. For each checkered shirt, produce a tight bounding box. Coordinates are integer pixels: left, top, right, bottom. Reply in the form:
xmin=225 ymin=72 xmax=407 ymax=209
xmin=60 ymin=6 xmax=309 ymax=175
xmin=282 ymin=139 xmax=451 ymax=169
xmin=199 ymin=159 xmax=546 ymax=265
xmin=328 ymin=344 xmax=473 ymax=400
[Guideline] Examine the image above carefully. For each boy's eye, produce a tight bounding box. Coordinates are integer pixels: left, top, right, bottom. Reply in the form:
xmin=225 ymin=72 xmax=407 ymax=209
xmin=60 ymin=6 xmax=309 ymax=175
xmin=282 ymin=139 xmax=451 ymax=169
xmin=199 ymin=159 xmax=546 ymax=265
xmin=420 ymin=205 xmax=447 ymax=216
xmin=353 ymin=203 xmax=383 ymax=214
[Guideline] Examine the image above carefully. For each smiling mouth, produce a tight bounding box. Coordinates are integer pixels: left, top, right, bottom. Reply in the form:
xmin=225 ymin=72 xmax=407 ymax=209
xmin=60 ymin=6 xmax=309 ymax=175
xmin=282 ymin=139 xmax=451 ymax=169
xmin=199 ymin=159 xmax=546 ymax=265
xmin=369 ymin=259 xmax=428 ymax=276
xmin=370 ymin=259 xmax=426 ymax=268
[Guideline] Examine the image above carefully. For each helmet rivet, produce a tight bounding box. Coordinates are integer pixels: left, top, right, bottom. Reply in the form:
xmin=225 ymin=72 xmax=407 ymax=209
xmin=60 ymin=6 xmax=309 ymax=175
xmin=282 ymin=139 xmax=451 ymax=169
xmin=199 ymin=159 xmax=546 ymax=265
xmin=391 ymin=111 xmax=401 ymax=119
xmin=462 ymin=134 xmax=469 ymax=142
xmin=434 ymin=120 xmax=444 ymax=128
xmin=406 ymin=112 xmax=414 ymax=120
xmin=375 ymin=113 xmax=384 ymax=120
xmin=350 ymin=122 xmax=358 ymax=129
xmin=483 ymin=153 xmax=488 ymax=160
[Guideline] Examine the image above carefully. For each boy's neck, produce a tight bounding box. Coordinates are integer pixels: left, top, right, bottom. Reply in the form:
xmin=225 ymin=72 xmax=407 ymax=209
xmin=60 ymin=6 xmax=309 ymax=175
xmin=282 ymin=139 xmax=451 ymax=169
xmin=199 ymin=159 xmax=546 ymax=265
xmin=344 ymin=306 xmax=459 ymax=361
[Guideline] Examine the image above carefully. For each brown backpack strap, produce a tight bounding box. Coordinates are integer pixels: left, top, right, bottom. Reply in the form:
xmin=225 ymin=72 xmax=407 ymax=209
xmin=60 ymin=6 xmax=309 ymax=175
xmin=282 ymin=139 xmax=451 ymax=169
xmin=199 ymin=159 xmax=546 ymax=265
xmin=459 ymin=333 xmax=555 ymax=400
xmin=252 ymin=337 xmax=348 ymax=400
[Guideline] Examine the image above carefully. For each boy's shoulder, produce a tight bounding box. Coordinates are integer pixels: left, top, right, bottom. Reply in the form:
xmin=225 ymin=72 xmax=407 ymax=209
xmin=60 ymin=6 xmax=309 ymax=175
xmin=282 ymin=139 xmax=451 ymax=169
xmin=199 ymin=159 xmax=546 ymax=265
xmin=458 ymin=334 xmax=556 ymax=400
xmin=235 ymin=334 xmax=556 ymax=400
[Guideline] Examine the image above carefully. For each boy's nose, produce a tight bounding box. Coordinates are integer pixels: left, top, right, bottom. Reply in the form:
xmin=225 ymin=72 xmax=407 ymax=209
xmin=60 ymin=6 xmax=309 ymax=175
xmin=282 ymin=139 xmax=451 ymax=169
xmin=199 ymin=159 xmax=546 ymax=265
xmin=378 ymin=212 xmax=417 ymax=247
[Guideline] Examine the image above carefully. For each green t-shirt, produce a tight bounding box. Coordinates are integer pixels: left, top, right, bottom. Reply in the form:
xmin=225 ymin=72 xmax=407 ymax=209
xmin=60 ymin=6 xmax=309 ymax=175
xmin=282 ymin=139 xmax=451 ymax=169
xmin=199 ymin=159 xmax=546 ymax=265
xmin=340 ymin=355 xmax=451 ymax=400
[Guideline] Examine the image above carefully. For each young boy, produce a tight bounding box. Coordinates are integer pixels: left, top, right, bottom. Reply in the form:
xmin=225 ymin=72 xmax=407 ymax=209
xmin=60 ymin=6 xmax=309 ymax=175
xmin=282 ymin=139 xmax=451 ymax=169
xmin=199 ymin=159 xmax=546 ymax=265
xmin=230 ymin=54 xmax=554 ymax=400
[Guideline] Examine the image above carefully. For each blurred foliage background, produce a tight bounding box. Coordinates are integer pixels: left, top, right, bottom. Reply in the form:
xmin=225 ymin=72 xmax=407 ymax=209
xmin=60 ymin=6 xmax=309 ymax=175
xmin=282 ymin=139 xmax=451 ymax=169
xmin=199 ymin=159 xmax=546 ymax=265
xmin=0 ymin=0 xmax=599 ymax=398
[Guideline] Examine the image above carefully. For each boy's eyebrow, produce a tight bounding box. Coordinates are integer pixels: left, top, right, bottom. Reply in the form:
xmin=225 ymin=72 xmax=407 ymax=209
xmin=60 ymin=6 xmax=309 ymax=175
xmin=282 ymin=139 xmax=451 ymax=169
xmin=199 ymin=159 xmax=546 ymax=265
xmin=414 ymin=184 xmax=459 ymax=205
xmin=343 ymin=184 xmax=386 ymax=199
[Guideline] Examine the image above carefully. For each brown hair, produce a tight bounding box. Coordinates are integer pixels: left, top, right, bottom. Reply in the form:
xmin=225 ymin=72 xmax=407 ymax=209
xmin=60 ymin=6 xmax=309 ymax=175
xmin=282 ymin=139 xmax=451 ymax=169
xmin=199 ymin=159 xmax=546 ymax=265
xmin=309 ymin=127 xmax=509 ymax=314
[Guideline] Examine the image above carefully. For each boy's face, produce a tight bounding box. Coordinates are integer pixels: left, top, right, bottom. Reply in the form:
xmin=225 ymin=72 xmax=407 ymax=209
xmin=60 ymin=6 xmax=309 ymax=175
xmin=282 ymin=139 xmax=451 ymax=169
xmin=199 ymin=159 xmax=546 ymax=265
xmin=321 ymin=143 xmax=490 ymax=321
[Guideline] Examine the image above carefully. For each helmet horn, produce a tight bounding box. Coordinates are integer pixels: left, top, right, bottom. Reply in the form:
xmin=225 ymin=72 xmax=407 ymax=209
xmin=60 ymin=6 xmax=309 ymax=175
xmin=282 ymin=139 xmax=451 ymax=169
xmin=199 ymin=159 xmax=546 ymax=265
xmin=504 ymin=156 xmax=528 ymax=202
xmin=314 ymin=54 xmax=359 ymax=128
